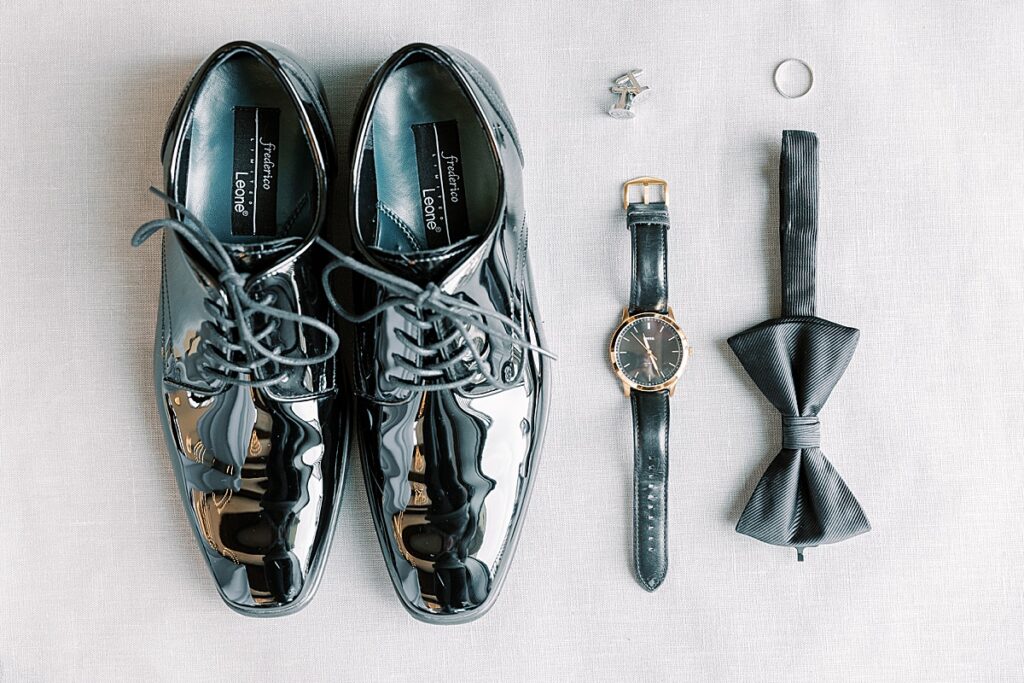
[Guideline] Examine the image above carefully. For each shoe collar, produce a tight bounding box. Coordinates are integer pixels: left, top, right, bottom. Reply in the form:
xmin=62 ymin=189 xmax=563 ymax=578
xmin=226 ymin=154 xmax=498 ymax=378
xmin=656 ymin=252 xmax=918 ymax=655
xmin=348 ymin=43 xmax=506 ymax=291
xmin=162 ymin=41 xmax=333 ymax=285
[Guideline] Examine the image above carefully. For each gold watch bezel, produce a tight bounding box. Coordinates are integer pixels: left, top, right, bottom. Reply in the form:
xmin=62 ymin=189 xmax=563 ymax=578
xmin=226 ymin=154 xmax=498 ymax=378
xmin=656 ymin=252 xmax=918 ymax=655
xmin=608 ymin=308 xmax=691 ymax=397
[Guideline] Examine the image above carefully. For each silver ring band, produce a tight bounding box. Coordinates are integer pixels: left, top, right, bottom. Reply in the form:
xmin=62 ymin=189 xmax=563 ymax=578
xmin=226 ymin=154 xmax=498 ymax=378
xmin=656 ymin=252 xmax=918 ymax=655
xmin=773 ymin=58 xmax=814 ymax=99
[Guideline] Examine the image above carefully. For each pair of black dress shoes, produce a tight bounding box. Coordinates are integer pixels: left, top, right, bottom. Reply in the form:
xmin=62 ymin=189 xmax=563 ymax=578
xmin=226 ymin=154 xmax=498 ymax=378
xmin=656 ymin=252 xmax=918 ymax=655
xmin=133 ymin=41 xmax=552 ymax=623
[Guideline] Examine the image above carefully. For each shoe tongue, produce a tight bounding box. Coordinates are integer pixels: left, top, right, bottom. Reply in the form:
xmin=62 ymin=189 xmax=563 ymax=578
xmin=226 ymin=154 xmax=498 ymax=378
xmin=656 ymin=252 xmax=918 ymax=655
xmin=221 ymin=236 xmax=305 ymax=273
xmin=368 ymin=236 xmax=480 ymax=282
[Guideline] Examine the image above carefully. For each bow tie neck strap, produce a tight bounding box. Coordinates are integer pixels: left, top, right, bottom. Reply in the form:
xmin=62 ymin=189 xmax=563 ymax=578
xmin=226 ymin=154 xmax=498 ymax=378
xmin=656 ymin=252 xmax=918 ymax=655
xmin=780 ymin=130 xmax=819 ymax=318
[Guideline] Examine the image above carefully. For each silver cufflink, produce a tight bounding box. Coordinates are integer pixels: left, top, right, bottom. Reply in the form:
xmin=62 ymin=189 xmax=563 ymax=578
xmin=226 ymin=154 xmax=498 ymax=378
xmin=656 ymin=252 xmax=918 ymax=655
xmin=608 ymin=69 xmax=650 ymax=119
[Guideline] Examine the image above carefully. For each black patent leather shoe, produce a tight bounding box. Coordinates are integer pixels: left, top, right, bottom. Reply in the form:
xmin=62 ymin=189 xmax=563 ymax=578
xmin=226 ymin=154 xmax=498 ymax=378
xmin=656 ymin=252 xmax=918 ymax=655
xmin=321 ymin=43 xmax=553 ymax=624
xmin=132 ymin=41 xmax=346 ymax=616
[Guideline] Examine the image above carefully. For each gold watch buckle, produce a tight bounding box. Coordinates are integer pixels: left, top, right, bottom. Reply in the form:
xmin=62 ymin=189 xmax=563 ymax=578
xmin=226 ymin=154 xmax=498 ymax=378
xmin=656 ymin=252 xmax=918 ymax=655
xmin=622 ymin=176 xmax=669 ymax=210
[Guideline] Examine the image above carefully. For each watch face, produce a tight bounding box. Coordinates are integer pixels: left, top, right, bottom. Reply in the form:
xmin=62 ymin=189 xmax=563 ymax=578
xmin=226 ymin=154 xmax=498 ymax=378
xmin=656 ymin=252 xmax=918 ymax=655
xmin=611 ymin=314 xmax=689 ymax=390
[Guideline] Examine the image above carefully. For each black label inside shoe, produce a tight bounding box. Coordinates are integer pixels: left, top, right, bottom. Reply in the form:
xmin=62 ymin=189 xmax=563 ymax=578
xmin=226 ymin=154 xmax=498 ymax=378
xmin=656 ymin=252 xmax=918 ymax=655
xmin=231 ymin=106 xmax=280 ymax=237
xmin=412 ymin=120 xmax=469 ymax=248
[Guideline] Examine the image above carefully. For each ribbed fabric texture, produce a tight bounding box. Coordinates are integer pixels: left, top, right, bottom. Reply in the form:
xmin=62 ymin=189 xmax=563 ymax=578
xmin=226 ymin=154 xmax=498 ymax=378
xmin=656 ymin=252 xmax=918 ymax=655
xmin=728 ymin=131 xmax=870 ymax=555
xmin=782 ymin=415 xmax=820 ymax=449
xmin=780 ymin=130 xmax=818 ymax=317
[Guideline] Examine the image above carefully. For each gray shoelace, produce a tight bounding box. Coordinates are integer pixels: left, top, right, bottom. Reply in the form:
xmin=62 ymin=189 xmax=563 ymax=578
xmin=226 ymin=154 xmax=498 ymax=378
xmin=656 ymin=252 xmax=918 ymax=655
xmin=133 ymin=188 xmax=340 ymax=388
xmin=318 ymin=240 xmax=555 ymax=392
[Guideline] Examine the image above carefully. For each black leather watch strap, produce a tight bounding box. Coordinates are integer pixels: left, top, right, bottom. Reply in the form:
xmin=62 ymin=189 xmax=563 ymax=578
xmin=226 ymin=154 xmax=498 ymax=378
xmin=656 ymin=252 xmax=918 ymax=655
xmin=631 ymin=389 xmax=670 ymax=591
xmin=627 ymin=202 xmax=670 ymax=314
xmin=618 ymin=188 xmax=675 ymax=593
xmin=624 ymin=194 xmax=672 ymax=591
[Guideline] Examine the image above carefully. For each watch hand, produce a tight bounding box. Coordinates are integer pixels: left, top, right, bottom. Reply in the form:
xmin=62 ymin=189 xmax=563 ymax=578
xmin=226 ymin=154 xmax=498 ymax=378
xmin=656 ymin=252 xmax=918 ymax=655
xmin=629 ymin=330 xmax=663 ymax=374
xmin=631 ymin=331 xmax=652 ymax=352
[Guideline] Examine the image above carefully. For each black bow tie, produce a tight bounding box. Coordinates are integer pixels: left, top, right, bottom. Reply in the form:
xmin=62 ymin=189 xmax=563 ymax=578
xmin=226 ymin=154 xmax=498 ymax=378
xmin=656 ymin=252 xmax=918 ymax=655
xmin=729 ymin=130 xmax=870 ymax=559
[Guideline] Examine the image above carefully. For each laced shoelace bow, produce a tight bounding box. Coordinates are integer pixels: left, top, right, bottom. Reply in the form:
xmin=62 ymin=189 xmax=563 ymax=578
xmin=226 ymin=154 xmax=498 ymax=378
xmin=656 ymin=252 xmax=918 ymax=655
xmin=132 ymin=188 xmax=340 ymax=388
xmin=317 ymin=240 xmax=555 ymax=392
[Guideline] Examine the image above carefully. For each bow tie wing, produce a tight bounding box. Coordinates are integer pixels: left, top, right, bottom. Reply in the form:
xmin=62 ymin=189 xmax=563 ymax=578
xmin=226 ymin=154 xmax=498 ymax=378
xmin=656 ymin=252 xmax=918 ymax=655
xmin=734 ymin=447 xmax=870 ymax=548
xmin=727 ymin=317 xmax=860 ymax=417
xmin=728 ymin=316 xmax=868 ymax=550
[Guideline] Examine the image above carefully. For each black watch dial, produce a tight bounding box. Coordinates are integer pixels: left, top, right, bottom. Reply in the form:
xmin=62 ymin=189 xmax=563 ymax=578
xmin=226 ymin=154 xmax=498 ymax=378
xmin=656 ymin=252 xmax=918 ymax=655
xmin=613 ymin=315 xmax=687 ymax=389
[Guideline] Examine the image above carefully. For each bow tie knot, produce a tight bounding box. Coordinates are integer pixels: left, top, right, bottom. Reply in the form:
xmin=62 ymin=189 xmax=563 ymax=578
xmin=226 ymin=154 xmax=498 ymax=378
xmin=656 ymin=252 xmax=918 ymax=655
xmin=782 ymin=415 xmax=820 ymax=449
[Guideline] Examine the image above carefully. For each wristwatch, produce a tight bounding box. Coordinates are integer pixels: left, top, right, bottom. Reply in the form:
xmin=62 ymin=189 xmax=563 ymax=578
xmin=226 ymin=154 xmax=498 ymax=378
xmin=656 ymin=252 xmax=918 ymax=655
xmin=608 ymin=177 xmax=691 ymax=591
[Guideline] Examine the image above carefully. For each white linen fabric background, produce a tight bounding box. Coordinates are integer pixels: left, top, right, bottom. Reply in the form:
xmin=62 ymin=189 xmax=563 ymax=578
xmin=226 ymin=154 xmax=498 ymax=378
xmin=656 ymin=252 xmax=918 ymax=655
xmin=1 ymin=1 xmax=1022 ymax=680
